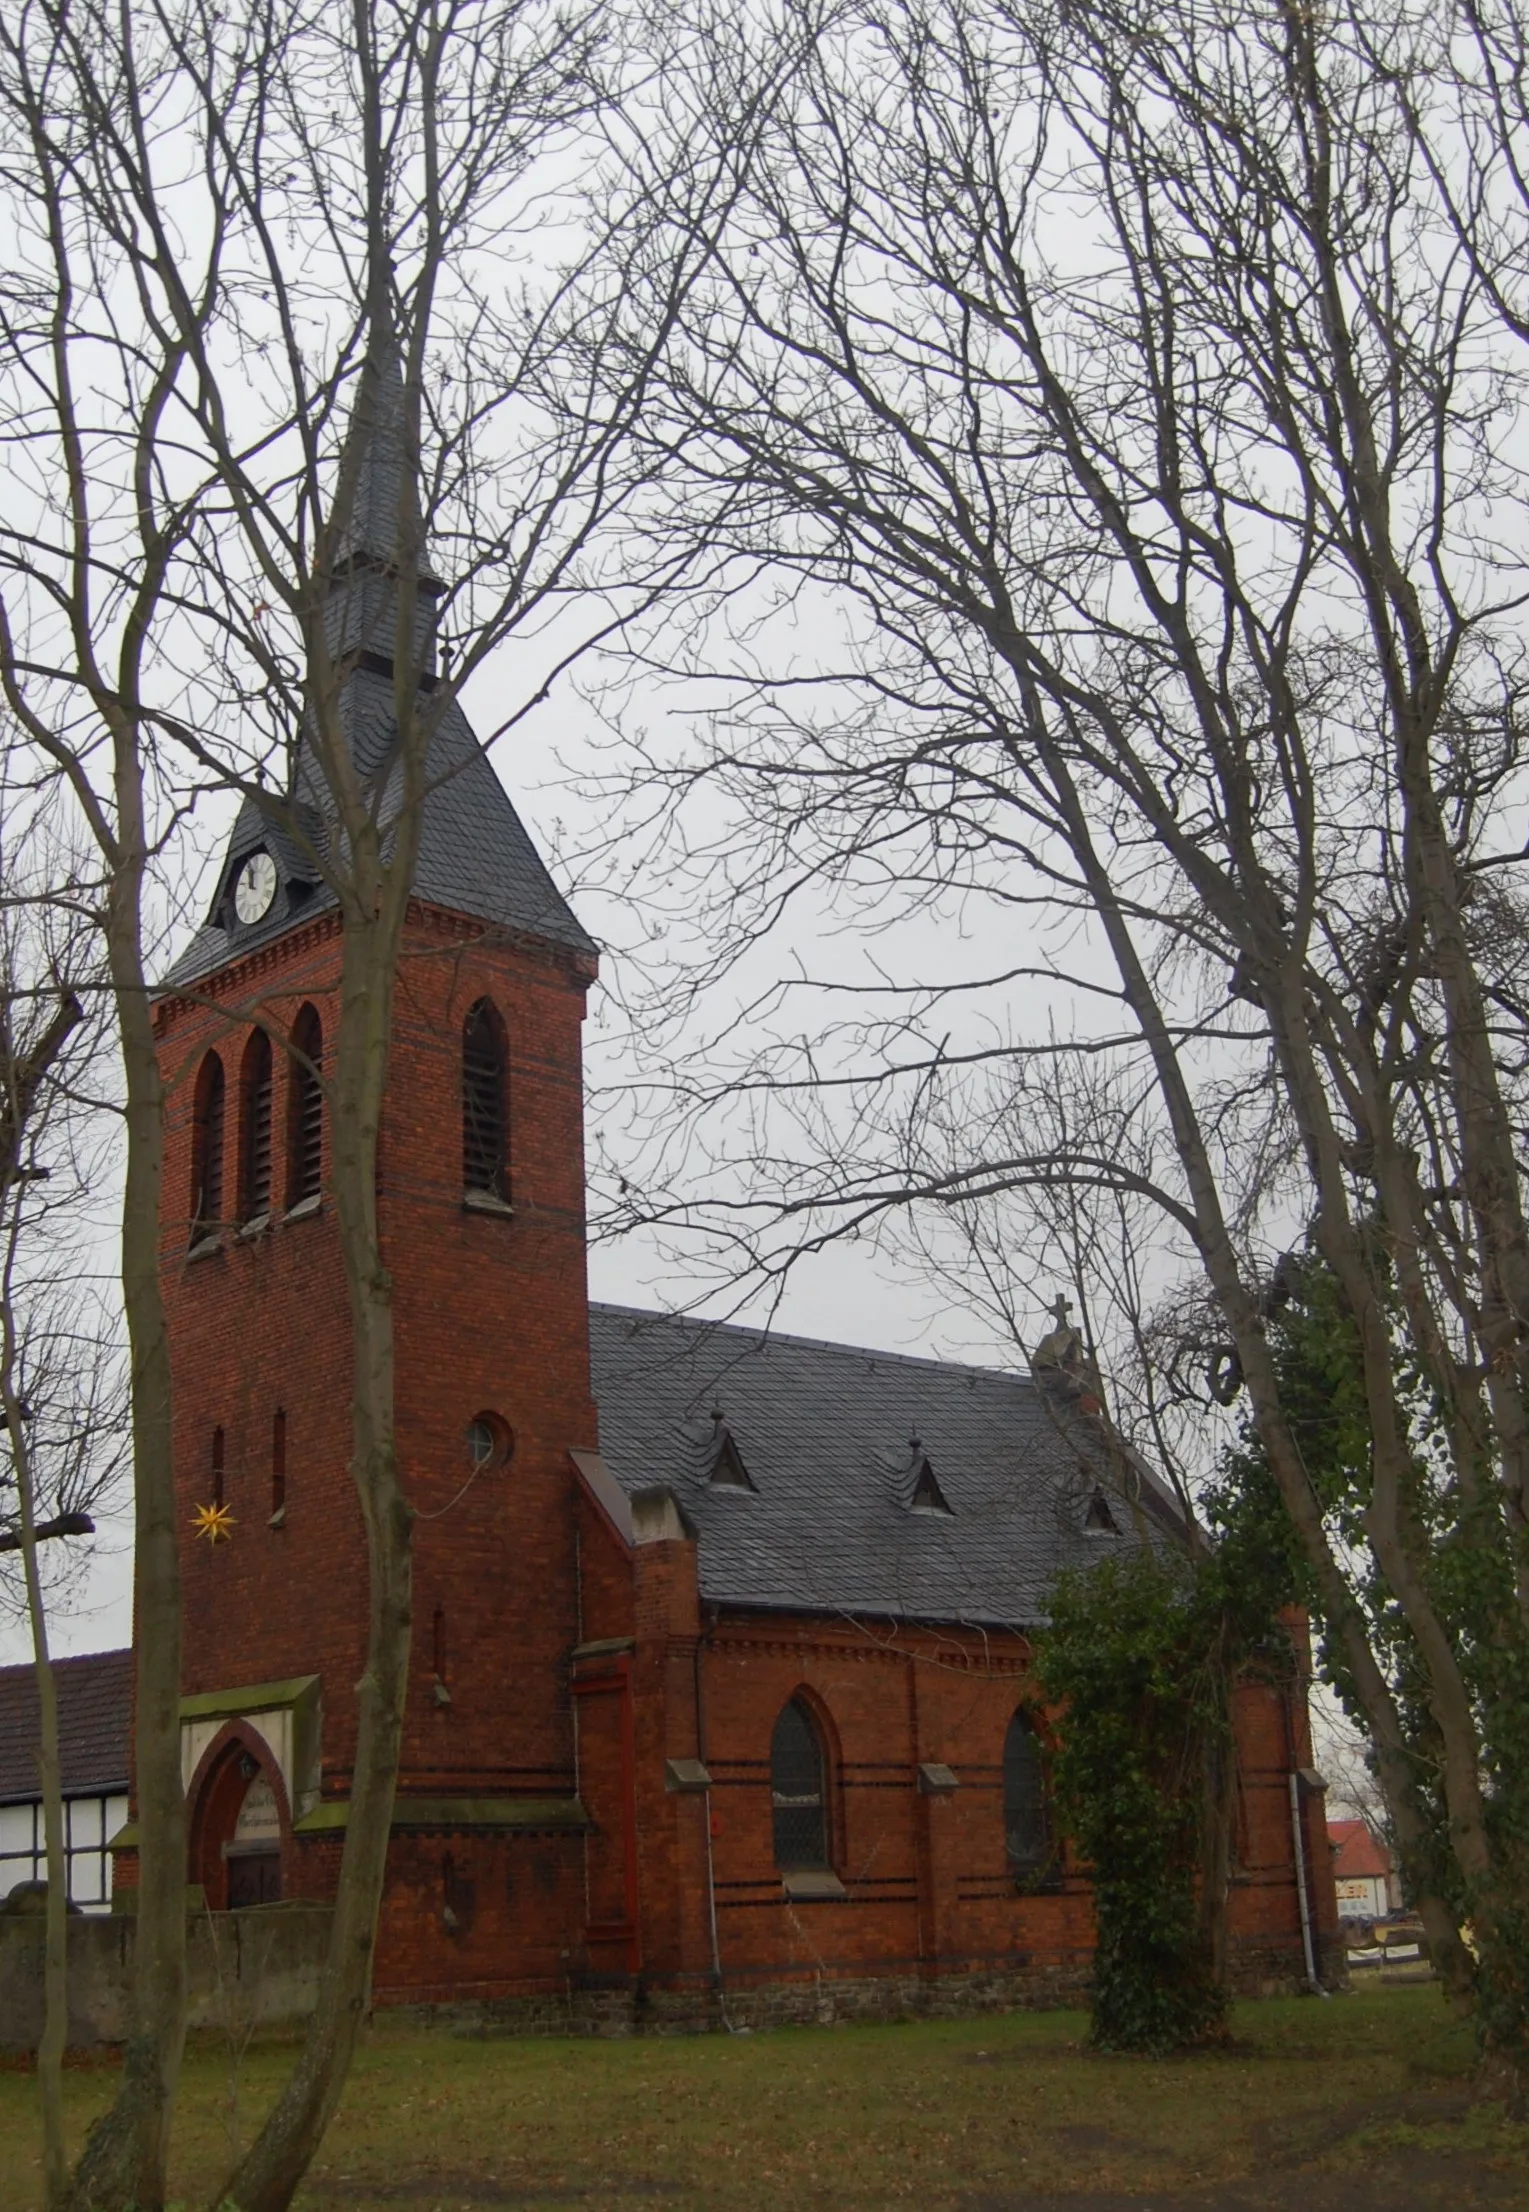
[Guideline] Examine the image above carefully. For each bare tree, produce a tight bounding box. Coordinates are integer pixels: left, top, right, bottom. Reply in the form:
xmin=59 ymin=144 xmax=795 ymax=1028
xmin=0 ymin=819 xmax=124 ymax=2208
xmin=1 ymin=0 xmax=705 ymax=2201
xmin=577 ymin=0 xmax=1529 ymax=2079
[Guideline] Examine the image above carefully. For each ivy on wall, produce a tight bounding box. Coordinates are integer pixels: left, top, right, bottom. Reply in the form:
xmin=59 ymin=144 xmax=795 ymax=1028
xmin=1037 ymin=1495 xmax=1300 ymax=2053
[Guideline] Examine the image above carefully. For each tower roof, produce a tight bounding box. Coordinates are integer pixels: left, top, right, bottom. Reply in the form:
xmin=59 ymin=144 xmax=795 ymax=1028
xmin=159 ymin=343 xmax=594 ymax=992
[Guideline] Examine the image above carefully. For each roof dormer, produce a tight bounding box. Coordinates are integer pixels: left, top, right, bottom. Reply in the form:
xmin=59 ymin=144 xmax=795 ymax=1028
xmin=909 ymin=1439 xmax=954 ymax=1516
xmin=1084 ymin=1488 xmax=1120 ymax=1534
xmin=708 ymin=1411 xmax=757 ymax=1492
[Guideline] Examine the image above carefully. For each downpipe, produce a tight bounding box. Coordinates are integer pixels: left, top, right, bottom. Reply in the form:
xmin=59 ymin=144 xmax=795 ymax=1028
xmin=1290 ymin=1770 xmax=1330 ymax=1999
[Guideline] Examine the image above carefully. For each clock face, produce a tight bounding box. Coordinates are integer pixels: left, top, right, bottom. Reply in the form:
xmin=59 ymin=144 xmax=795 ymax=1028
xmin=233 ymin=850 xmax=278 ymax=926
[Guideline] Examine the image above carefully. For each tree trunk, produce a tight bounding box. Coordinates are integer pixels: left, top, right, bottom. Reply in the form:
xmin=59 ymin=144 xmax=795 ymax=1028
xmin=1036 ymin=735 xmax=1481 ymax=2013
xmin=2 ymin=1322 xmax=68 ymax=2207
xmin=67 ymin=863 xmax=185 ymax=2212
xmin=217 ymin=903 xmax=412 ymax=2212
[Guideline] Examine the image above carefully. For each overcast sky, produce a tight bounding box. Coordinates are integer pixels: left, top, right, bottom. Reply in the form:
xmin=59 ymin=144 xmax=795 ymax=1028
xmin=1 ymin=652 xmax=1027 ymax=1666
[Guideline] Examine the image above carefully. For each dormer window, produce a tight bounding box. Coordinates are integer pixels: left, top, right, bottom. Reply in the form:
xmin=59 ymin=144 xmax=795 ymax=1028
xmin=910 ymin=1455 xmax=953 ymax=1515
xmin=1084 ymin=1488 xmax=1119 ymax=1533
xmin=708 ymin=1414 xmax=756 ymax=1490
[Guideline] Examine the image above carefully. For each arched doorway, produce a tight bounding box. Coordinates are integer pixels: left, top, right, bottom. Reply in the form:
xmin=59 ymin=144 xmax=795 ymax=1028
xmin=225 ymin=1771 xmax=282 ymax=1907
xmin=189 ymin=1739 xmax=286 ymax=1908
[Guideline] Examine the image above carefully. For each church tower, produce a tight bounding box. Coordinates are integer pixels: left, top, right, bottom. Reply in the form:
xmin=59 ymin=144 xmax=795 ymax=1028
xmin=149 ymin=364 xmax=601 ymax=1986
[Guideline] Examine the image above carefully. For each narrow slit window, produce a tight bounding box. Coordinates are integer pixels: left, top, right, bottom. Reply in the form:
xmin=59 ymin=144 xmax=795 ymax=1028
xmin=287 ymin=1006 xmax=323 ymax=1207
xmin=771 ymin=1697 xmax=830 ymax=1871
xmin=211 ymin=1426 xmax=225 ymax=1511
xmin=190 ymin=1052 xmax=226 ymax=1240
xmin=240 ymin=1029 xmax=273 ymax=1221
xmin=462 ymin=999 xmax=508 ymax=1199
xmin=271 ymin=1408 xmax=286 ymax=1521
xmin=1003 ymin=1711 xmax=1052 ymax=1879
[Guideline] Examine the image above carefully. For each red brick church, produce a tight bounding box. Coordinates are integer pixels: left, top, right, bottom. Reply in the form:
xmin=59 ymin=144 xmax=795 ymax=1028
xmin=114 ymin=386 xmax=1337 ymax=2025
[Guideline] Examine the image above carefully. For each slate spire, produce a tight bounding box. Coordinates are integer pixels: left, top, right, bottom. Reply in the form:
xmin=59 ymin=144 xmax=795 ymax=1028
xmin=159 ymin=323 xmax=597 ymax=988
xmin=324 ymin=331 xmax=441 ymax=677
xmin=332 ymin=338 xmax=424 ymax=573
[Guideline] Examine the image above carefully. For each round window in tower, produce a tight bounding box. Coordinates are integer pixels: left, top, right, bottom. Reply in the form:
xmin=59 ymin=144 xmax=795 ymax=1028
xmin=465 ymin=1412 xmax=514 ymax=1469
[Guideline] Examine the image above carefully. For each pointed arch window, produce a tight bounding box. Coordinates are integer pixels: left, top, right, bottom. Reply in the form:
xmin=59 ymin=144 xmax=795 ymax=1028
xmin=239 ymin=1029 xmax=274 ymax=1222
xmin=190 ymin=1052 xmax=226 ymax=1241
xmin=286 ymin=1005 xmax=323 ymax=1208
xmin=462 ymin=998 xmax=508 ymax=1200
xmin=1003 ymin=1710 xmax=1053 ymax=1881
xmin=771 ymin=1697 xmax=830 ymax=1870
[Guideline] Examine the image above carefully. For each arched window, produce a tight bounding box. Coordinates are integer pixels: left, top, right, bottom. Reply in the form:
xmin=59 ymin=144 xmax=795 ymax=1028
xmin=286 ymin=1005 xmax=323 ymax=1208
xmin=462 ymin=998 xmax=508 ymax=1200
xmin=1003 ymin=1710 xmax=1052 ymax=1880
xmin=190 ymin=1051 xmax=226 ymax=1241
xmin=771 ymin=1697 xmax=830 ymax=1870
xmin=239 ymin=1029 xmax=273 ymax=1222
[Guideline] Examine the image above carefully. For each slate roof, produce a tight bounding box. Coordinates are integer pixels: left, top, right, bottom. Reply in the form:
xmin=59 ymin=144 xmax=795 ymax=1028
xmin=0 ymin=1648 xmax=131 ymax=1806
xmin=1329 ymin=1819 xmax=1392 ymax=1881
xmin=158 ymin=344 xmax=593 ymax=994
xmin=161 ymin=670 xmax=594 ymax=991
xmin=587 ymin=1305 xmax=1185 ymax=1630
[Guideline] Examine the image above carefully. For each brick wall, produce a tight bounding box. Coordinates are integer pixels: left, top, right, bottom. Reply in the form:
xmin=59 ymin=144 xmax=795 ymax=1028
xmin=138 ymin=900 xmax=1339 ymax=2023
xmin=573 ymin=1564 xmax=1336 ymax=2014
xmin=151 ymin=905 xmax=599 ymax=1959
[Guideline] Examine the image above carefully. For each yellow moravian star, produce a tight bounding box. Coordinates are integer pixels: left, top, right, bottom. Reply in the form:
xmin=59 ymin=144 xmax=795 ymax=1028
xmin=191 ymin=1501 xmax=235 ymax=1544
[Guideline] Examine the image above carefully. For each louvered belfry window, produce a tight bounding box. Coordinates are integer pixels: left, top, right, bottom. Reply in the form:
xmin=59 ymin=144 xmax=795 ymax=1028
xmin=771 ymin=1698 xmax=830 ymax=1870
xmin=190 ymin=1052 xmax=226 ymax=1240
xmin=240 ymin=1029 xmax=273 ymax=1220
xmin=462 ymin=999 xmax=508 ymax=1198
xmin=1003 ymin=1711 xmax=1052 ymax=1876
xmin=287 ymin=1005 xmax=323 ymax=1206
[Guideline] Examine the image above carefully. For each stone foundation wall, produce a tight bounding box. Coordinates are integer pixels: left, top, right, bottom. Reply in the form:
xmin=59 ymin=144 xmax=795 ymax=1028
xmin=0 ymin=1902 xmax=1343 ymax=2054
xmin=0 ymin=1902 xmax=333 ymax=2053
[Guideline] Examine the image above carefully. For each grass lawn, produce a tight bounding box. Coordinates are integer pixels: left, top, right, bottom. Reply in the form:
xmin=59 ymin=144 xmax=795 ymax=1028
xmin=3 ymin=1984 xmax=1527 ymax=2211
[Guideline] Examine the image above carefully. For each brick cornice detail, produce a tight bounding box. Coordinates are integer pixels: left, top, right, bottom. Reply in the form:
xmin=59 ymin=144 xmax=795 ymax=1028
xmin=154 ymin=897 xmax=594 ymax=1035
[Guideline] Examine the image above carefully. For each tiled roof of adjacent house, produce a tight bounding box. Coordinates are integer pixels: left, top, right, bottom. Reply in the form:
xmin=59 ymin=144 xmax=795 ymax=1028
xmin=587 ymin=1305 xmax=1185 ymax=1630
xmin=1329 ymin=1818 xmax=1392 ymax=1881
xmin=0 ymin=1648 xmax=131 ymax=1805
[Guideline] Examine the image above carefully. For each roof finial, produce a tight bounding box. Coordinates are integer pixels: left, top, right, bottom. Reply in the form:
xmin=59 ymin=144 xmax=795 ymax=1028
xmin=1032 ymin=1296 xmax=1086 ymax=1378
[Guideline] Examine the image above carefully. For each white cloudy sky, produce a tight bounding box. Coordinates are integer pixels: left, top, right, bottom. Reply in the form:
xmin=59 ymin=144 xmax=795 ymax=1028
xmin=1 ymin=649 xmax=1033 ymax=1665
